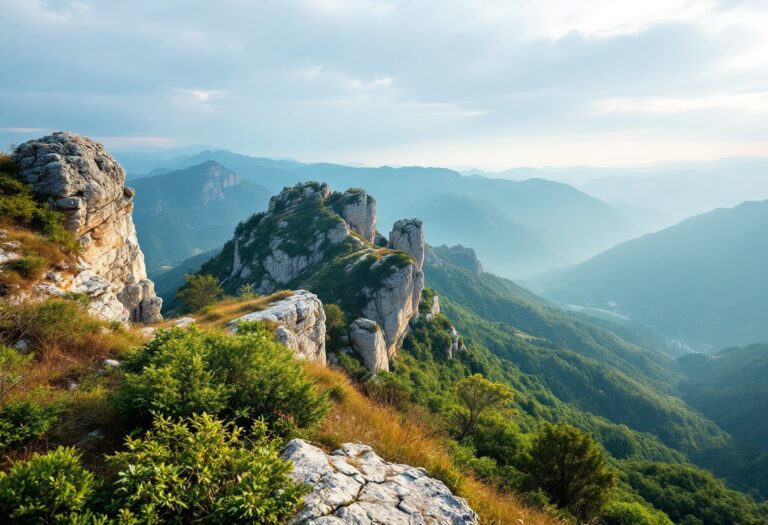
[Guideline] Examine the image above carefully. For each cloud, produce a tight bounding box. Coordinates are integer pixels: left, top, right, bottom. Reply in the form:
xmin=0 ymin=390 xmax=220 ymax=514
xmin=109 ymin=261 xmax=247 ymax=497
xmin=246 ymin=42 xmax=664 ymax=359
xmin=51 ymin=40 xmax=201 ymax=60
xmin=0 ymin=127 xmax=49 ymax=133
xmin=593 ymin=92 xmax=768 ymax=114
xmin=175 ymin=89 xmax=227 ymax=104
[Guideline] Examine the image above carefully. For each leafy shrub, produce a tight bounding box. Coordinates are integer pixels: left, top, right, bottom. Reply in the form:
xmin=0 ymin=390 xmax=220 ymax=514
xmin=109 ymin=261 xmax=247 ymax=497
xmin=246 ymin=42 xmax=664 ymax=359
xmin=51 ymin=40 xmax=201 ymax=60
xmin=107 ymin=413 xmax=308 ymax=524
xmin=4 ymin=255 xmax=47 ymax=279
xmin=0 ymin=401 xmax=59 ymax=452
xmin=113 ymin=324 xmax=328 ymax=435
xmin=176 ymin=274 xmax=223 ymax=311
xmin=601 ymin=501 xmax=674 ymax=525
xmin=0 ymin=344 xmax=32 ymax=401
xmin=364 ymin=372 xmax=413 ymax=410
xmin=0 ymin=447 xmax=99 ymax=524
xmin=336 ymin=352 xmax=368 ymax=383
xmin=323 ymin=303 xmax=347 ymax=352
xmin=452 ymin=374 xmax=514 ymax=441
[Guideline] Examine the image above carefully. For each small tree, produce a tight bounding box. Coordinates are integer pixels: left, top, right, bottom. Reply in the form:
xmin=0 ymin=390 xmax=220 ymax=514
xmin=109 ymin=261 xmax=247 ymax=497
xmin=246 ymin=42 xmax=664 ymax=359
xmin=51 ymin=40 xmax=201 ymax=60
xmin=176 ymin=274 xmax=223 ymax=311
xmin=524 ymin=423 xmax=616 ymax=520
xmin=237 ymin=282 xmax=257 ymax=299
xmin=452 ymin=374 xmax=514 ymax=441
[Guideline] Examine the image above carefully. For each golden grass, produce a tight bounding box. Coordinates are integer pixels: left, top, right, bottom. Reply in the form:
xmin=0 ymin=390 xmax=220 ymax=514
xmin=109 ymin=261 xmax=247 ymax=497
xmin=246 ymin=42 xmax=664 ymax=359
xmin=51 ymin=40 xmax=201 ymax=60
xmin=0 ymin=225 xmax=73 ymax=292
xmin=304 ymin=363 xmax=563 ymax=525
xmin=171 ymin=290 xmax=294 ymax=329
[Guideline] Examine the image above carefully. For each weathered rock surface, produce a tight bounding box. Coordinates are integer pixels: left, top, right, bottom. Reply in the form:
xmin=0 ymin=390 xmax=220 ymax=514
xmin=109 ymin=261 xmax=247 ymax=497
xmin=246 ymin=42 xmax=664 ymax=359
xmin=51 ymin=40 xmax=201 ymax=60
xmin=389 ymin=219 xmax=425 ymax=271
xmin=349 ymin=318 xmax=389 ymax=372
xmin=426 ymin=245 xmax=483 ymax=275
xmin=12 ymin=132 xmax=162 ymax=323
xmin=338 ymin=190 xmax=376 ymax=243
xmin=284 ymin=439 xmax=479 ymax=525
xmin=362 ymin=262 xmax=424 ymax=356
xmin=229 ymin=290 xmax=326 ymax=364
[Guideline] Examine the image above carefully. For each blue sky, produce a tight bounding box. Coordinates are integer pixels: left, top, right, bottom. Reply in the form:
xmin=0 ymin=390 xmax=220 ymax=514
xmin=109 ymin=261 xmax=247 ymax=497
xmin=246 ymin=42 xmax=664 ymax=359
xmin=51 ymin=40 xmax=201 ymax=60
xmin=1 ymin=0 xmax=767 ymax=168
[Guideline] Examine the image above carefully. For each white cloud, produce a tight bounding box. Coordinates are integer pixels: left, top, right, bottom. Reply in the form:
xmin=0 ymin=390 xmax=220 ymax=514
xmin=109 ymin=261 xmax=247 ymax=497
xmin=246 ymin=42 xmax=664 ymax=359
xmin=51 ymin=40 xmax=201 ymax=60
xmin=175 ymin=89 xmax=227 ymax=104
xmin=0 ymin=127 xmax=49 ymax=133
xmin=593 ymin=92 xmax=768 ymax=115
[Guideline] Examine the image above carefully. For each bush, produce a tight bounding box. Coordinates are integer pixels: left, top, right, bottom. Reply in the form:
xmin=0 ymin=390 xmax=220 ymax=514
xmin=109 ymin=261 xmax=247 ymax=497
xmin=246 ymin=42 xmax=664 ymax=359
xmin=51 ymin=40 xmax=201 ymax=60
xmin=113 ymin=324 xmax=328 ymax=435
xmin=524 ymin=423 xmax=615 ymax=520
xmin=323 ymin=303 xmax=347 ymax=352
xmin=0 ymin=447 xmax=99 ymax=524
xmin=176 ymin=274 xmax=223 ymax=311
xmin=601 ymin=501 xmax=674 ymax=525
xmin=107 ymin=413 xmax=308 ymax=523
xmin=0 ymin=344 xmax=32 ymax=401
xmin=0 ymin=401 xmax=59 ymax=452
xmin=4 ymin=255 xmax=47 ymax=279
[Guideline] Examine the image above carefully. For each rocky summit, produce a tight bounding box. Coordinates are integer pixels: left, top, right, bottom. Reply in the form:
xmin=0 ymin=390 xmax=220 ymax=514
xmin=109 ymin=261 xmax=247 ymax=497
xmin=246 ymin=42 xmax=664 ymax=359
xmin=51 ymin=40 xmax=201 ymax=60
xmin=283 ymin=439 xmax=479 ymax=525
xmin=11 ymin=132 xmax=162 ymax=323
xmin=201 ymin=182 xmax=425 ymax=364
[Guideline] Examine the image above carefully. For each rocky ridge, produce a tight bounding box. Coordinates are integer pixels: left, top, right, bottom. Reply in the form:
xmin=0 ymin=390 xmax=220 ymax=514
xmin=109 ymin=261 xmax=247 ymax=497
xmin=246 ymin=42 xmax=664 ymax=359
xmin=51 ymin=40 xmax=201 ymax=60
xmin=11 ymin=132 xmax=161 ymax=323
xmin=284 ymin=439 xmax=479 ymax=524
xmin=201 ymin=182 xmax=425 ymax=366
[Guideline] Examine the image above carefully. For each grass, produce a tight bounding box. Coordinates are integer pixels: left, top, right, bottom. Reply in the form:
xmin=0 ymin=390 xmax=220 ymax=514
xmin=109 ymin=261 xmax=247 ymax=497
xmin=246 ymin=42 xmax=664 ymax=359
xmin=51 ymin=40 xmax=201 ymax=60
xmin=166 ymin=291 xmax=294 ymax=329
xmin=304 ymin=362 xmax=563 ymax=525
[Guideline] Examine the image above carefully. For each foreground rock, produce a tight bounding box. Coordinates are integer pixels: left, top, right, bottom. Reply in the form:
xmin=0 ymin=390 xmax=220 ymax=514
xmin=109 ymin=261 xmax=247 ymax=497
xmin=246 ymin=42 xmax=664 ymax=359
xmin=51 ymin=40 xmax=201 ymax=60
xmin=349 ymin=318 xmax=389 ymax=372
xmin=284 ymin=439 xmax=479 ymax=525
xmin=229 ymin=290 xmax=326 ymax=364
xmin=12 ymin=132 xmax=162 ymax=323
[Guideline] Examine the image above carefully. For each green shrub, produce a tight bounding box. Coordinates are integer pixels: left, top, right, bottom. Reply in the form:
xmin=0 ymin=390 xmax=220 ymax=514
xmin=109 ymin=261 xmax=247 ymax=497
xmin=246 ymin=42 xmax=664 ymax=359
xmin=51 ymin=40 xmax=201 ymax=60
xmin=601 ymin=501 xmax=674 ymax=525
xmin=176 ymin=274 xmax=223 ymax=312
xmin=336 ymin=352 xmax=368 ymax=383
xmin=113 ymin=324 xmax=328 ymax=435
xmin=0 ymin=344 xmax=32 ymax=401
xmin=323 ymin=303 xmax=347 ymax=352
xmin=0 ymin=447 xmax=99 ymax=524
xmin=4 ymin=255 xmax=47 ymax=279
xmin=0 ymin=401 xmax=59 ymax=452
xmin=107 ymin=413 xmax=308 ymax=524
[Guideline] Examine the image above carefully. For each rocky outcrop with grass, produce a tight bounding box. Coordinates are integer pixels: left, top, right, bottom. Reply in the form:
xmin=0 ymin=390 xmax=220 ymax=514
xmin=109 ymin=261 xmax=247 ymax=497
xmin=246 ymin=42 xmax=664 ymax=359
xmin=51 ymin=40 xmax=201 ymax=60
xmin=229 ymin=290 xmax=326 ymax=364
xmin=201 ymin=182 xmax=424 ymax=360
xmin=284 ymin=439 xmax=479 ymax=524
xmin=12 ymin=132 xmax=162 ymax=323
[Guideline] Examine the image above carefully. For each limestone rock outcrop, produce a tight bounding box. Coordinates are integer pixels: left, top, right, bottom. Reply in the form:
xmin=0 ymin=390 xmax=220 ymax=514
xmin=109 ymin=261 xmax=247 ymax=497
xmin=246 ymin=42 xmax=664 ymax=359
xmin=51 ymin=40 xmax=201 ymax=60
xmin=229 ymin=290 xmax=326 ymax=364
xmin=205 ymin=182 xmax=425 ymax=359
xmin=349 ymin=318 xmax=389 ymax=372
xmin=284 ymin=439 xmax=479 ymax=525
xmin=389 ymin=219 xmax=425 ymax=271
xmin=12 ymin=132 xmax=162 ymax=323
xmin=337 ymin=189 xmax=376 ymax=243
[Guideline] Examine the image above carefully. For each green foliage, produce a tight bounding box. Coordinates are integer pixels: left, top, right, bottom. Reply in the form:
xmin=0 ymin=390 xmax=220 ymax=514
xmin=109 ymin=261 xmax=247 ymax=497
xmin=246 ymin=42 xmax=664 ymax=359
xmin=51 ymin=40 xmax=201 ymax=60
xmin=4 ymin=254 xmax=47 ymax=279
xmin=113 ymin=324 xmax=328 ymax=435
xmin=107 ymin=413 xmax=308 ymax=524
xmin=0 ymin=158 xmax=75 ymax=250
xmin=323 ymin=303 xmax=347 ymax=352
xmin=523 ymin=423 xmax=615 ymax=520
xmin=176 ymin=274 xmax=223 ymax=312
xmin=0 ymin=401 xmax=59 ymax=452
xmin=452 ymin=374 xmax=514 ymax=441
xmin=236 ymin=282 xmax=257 ymax=299
xmin=335 ymin=352 xmax=368 ymax=383
xmin=364 ymin=372 xmax=413 ymax=410
xmin=620 ymin=460 xmax=768 ymax=525
xmin=0 ymin=447 xmax=99 ymax=524
xmin=0 ymin=344 xmax=32 ymax=401
xmin=601 ymin=501 xmax=674 ymax=525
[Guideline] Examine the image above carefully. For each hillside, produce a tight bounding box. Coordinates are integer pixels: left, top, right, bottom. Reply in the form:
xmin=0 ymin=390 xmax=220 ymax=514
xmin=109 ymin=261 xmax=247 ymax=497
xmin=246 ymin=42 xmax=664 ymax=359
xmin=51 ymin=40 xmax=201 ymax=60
xmin=131 ymin=161 xmax=271 ymax=274
xmin=537 ymin=200 xmax=768 ymax=350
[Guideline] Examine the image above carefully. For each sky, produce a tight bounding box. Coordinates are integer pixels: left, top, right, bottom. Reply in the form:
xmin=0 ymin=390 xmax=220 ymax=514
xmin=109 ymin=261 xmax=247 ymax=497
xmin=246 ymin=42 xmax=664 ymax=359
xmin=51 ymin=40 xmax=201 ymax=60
xmin=1 ymin=0 xmax=768 ymax=169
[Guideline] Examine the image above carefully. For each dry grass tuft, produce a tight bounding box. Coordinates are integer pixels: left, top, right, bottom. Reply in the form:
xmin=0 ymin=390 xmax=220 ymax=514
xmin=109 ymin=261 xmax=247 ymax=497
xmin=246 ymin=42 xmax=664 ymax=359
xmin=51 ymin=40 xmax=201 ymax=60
xmin=182 ymin=290 xmax=295 ymax=328
xmin=304 ymin=363 xmax=563 ymax=525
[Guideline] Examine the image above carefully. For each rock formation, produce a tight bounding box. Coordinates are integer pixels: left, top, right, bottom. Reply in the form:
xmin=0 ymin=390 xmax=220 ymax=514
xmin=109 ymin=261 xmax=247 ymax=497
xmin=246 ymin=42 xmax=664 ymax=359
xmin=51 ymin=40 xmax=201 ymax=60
xmin=284 ymin=439 xmax=479 ymax=524
xmin=229 ymin=290 xmax=326 ymax=364
xmin=389 ymin=219 xmax=425 ymax=271
xmin=12 ymin=132 xmax=162 ymax=323
xmin=204 ymin=182 xmax=425 ymax=360
xmin=337 ymin=189 xmax=376 ymax=243
xmin=349 ymin=318 xmax=389 ymax=372
xmin=426 ymin=244 xmax=483 ymax=275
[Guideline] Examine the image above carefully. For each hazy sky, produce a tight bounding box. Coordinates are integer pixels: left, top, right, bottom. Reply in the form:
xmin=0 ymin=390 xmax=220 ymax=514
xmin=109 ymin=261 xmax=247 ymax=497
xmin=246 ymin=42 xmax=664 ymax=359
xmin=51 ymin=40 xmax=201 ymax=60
xmin=2 ymin=0 xmax=768 ymax=168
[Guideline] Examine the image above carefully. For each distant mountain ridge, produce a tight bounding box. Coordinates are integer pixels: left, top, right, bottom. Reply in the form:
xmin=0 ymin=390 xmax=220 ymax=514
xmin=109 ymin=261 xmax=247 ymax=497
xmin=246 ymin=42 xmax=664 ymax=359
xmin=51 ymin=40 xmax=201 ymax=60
xmin=537 ymin=200 xmax=768 ymax=350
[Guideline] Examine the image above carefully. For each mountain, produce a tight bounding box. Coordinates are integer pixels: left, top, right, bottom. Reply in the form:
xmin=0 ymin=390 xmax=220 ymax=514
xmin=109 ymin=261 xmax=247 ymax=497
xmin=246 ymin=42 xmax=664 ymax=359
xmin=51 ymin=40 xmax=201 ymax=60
xmin=129 ymin=151 xmax=634 ymax=277
xmin=131 ymin=161 xmax=271 ymax=274
xmin=536 ymin=200 xmax=768 ymax=350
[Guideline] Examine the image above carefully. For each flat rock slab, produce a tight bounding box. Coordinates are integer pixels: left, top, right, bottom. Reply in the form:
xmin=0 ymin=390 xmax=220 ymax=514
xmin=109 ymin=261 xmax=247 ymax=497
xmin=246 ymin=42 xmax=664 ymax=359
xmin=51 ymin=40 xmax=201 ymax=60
xmin=283 ymin=439 xmax=479 ymax=525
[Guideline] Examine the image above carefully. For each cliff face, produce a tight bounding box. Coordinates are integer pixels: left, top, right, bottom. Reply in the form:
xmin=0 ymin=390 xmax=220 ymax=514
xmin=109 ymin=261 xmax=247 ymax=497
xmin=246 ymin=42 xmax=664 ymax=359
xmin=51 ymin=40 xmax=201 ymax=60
xmin=12 ymin=132 xmax=162 ymax=323
xmin=202 ymin=182 xmax=424 ymax=364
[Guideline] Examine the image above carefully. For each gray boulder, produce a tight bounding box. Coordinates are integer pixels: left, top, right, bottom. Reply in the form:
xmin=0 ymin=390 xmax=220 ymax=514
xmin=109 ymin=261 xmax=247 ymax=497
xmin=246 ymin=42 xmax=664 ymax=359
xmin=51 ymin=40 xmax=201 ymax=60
xmin=283 ymin=439 xmax=479 ymax=525
xmin=389 ymin=219 xmax=425 ymax=272
xmin=349 ymin=318 xmax=389 ymax=372
xmin=229 ymin=290 xmax=326 ymax=364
